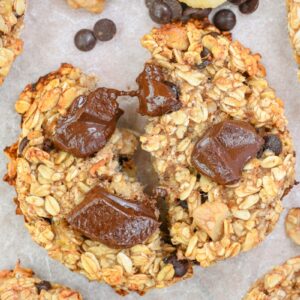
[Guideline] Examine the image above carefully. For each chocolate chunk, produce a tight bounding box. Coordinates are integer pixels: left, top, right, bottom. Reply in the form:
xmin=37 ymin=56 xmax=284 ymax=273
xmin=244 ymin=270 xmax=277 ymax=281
xmin=93 ymin=19 xmax=117 ymax=42
xmin=149 ymin=0 xmax=172 ymax=24
xmin=164 ymin=255 xmax=189 ymax=277
xmin=42 ymin=139 xmax=54 ymax=153
xmin=200 ymin=191 xmax=208 ymax=203
xmin=263 ymin=134 xmax=283 ymax=156
xmin=239 ymin=0 xmax=259 ymax=14
xmin=182 ymin=7 xmax=211 ymax=22
xmin=179 ymin=200 xmax=188 ymax=209
xmin=228 ymin=0 xmax=247 ymax=4
xmin=35 ymin=281 xmax=52 ymax=294
xmin=18 ymin=137 xmax=29 ymax=155
xmin=67 ymin=186 xmax=160 ymax=248
xmin=213 ymin=9 xmax=236 ymax=32
xmin=52 ymin=88 xmax=123 ymax=158
xmin=191 ymin=120 xmax=264 ymax=185
xmin=164 ymin=0 xmax=183 ymax=20
xmin=74 ymin=29 xmax=97 ymax=52
xmin=136 ymin=64 xmax=182 ymax=116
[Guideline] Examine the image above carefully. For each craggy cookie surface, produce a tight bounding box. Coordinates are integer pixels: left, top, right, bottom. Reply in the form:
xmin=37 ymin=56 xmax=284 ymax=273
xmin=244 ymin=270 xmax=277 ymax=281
xmin=67 ymin=0 xmax=105 ymax=13
xmin=0 ymin=0 xmax=25 ymax=85
xmin=4 ymin=64 xmax=192 ymax=295
xmin=243 ymin=256 xmax=300 ymax=299
xmin=0 ymin=262 xmax=82 ymax=299
xmin=140 ymin=20 xmax=295 ymax=267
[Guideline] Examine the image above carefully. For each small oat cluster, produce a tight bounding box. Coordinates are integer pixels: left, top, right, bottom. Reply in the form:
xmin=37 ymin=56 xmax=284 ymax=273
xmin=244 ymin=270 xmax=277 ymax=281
xmin=140 ymin=21 xmax=295 ymax=267
xmin=287 ymin=0 xmax=300 ymax=80
xmin=0 ymin=262 xmax=82 ymax=299
xmin=0 ymin=0 xmax=25 ymax=85
xmin=243 ymin=256 xmax=300 ymax=299
xmin=67 ymin=0 xmax=105 ymax=13
xmin=4 ymin=64 xmax=192 ymax=295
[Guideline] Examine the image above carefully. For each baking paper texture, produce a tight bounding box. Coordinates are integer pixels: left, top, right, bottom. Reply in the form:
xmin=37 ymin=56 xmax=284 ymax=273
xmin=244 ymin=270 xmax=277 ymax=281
xmin=0 ymin=0 xmax=299 ymax=299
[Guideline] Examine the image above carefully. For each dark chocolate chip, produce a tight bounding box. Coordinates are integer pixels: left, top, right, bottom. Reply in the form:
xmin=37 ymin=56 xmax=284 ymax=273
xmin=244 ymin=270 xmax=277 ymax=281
xmin=164 ymin=0 xmax=183 ymax=20
xmin=228 ymin=0 xmax=247 ymax=4
xmin=213 ymin=9 xmax=236 ymax=32
xmin=179 ymin=200 xmax=188 ymax=209
xmin=200 ymin=191 xmax=208 ymax=203
xmin=263 ymin=134 xmax=282 ymax=156
xmin=182 ymin=7 xmax=211 ymax=22
xmin=35 ymin=281 xmax=52 ymax=294
xmin=18 ymin=137 xmax=29 ymax=155
xmin=239 ymin=0 xmax=259 ymax=14
xmin=42 ymin=139 xmax=54 ymax=153
xmin=74 ymin=29 xmax=96 ymax=52
xmin=164 ymin=255 xmax=189 ymax=277
xmin=93 ymin=19 xmax=117 ymax=42
xmin=149 ymin=0 xmax=172 ymax=24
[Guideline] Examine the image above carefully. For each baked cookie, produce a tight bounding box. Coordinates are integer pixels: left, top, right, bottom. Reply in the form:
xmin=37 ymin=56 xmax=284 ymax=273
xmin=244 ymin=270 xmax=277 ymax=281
xmin=67 ymin=0 xmax=105 ymax=13
xmin=287 ymin=0 xmax=300 ymax=80
xmin=243 ymin=256 xmax=300 ymax=299
xmin=4 ymin=64 xmax=192 ymax=295
xmin=140 ymin=20 xmax=296 ymax=267
xmin=0 ymin=0 xmax=25 ymax=85
xmin=0 ymin=262 xmax=82 ymax=299
xmin=285 ymin=208 xmax=300 ymax=245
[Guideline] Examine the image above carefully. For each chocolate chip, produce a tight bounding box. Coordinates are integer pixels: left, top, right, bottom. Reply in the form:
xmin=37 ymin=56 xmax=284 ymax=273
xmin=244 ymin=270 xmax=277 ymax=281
xmin=93 ymin=19 xmax=117 ymax=42
xmin=228 ymin=0 xmax=247 ymax=4
xmin=191 ymin=120 xmax=264 ymax=185
xmin=42 ymin=139 xmax=54 ymax=152
xmin=200 ymin=191 xmax=208 ymax=203
xmin=74 ymin=29 xmax=96 ymax=52
xmin=67 ymin=186 xmax=160 ymax=248
xmin=213 ymin=9 xmax=236 ymax=32
xmin=18 ymin=137 xmax=29 ymax=155
xmin=164 ymin=0 xmax=183 ymax=20
xmin=239 ymin=0 xmax=259 ymax=14
xmin=164 ymin=255 xmax=189 ymax=277
xmin=179 ymin=200 xmax=188 ymax=209
xmin=182 ymin=7 xmax=211 ymax=22
xmin=263 ymin=134 xmax=282 ymax=156
xmin=149 ymin=0 xmax=172 ymax=24
xmin=35 ymin=281 xmax=52 ymax=294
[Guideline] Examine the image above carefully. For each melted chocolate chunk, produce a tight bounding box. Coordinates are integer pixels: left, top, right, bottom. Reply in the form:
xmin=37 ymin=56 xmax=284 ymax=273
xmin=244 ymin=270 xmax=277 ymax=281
xmin=67 ymin=186 xmax=160 ymax=248
xmin=136 ymin=64 xmax=182 ymax=116
xmin=35 ymin=281 xmax=52 ymax=294
xmin=52 ymin=88 xmax=123 ymax=158
xmin=42 ymin=139 xmax=54 ymax=152
xmin=191 ymin=120 xmax=264 ymax=185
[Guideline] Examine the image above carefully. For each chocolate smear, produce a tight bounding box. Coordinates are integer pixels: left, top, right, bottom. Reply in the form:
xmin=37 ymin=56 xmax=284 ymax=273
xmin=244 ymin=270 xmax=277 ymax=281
xmin=67 ymin=186 xmax=160 ymax=248
xmin=136 ymin=64 xmax=182 ymax=116
xmin=52 ymin=88 xmax=124 ymax=158
xmin=191 ymin=120 xmax=264 ymax=185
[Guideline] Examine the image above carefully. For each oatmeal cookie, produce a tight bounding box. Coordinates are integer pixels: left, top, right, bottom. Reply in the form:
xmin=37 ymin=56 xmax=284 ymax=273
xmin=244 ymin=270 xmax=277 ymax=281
xmin=0 ymin=0 xmax=25 ymax=85
xmin=4 ymin=63 xmax=192 ymax=295
xmin=67 ymin=0 xmax=105 ymax=13
xmin=285 ymin=208 xmax=300 ymax=245
xmin=140 ymin=20 xmax=296 ymax=267
xmin=243 ymin=256 xmax=300 ymax=299
xmin=0 ymin=262 xmax=82 ymax=299
xmin=287 ymin=0 xmax=300 ymax=80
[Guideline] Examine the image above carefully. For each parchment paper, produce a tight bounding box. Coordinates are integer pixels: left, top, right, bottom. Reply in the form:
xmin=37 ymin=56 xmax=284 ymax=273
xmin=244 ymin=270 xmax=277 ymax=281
xmin=0 ymin=0 xmax=299 ymax=299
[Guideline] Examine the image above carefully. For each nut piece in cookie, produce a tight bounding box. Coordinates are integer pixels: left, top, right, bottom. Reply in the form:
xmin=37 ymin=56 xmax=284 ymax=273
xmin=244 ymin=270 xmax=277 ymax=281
xmin=0 ymin=262 xmax=82 ymax=299
xmin=243 ymin=256 xmax=300 ymax=299
xmin=140 ymin=20 xmax=296 ymax=267
xmin=285 ymin=207 xmax=300 ymax=245
xmin=67 ymin=0 xmax=105 ymax=13
xmin=0 ymin=0 xmax=26 ymax=85
xmin=4 ymin=64 xmax=193 ymax=295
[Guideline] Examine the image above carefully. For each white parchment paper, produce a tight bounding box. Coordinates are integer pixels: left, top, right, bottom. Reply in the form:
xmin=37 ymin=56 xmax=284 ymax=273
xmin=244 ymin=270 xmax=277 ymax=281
xmin=0 ymin=0 xmax=300 ymax=299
